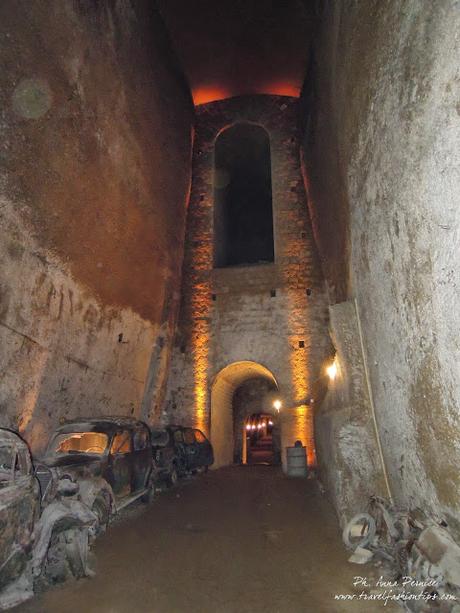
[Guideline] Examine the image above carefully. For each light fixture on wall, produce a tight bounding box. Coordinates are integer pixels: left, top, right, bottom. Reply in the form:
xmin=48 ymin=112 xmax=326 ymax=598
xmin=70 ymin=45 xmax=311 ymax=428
xmin=273 ymin=399 xmax=282 ymax=413
xmin=326 ymin=360 xmax=337 ymax=381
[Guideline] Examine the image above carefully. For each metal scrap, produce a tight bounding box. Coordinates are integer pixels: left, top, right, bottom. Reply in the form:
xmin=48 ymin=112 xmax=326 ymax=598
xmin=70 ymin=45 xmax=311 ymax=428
xmin=342 ymin=495 xmax=460 ymax=611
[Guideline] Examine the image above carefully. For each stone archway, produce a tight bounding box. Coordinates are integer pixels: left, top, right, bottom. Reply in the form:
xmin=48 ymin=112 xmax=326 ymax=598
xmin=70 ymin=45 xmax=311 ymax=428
xmin=210 ymin=361 xmax=279 ymax=468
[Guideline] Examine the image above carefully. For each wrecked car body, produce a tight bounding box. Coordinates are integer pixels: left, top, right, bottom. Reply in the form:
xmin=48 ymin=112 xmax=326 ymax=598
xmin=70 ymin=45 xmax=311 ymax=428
xmin=151 ymin=426 xmax=213 ymax=484
xmin=40 ymin=417 xmax=156 ymax=528
xmin=151 ymin=427 xmax=185 ymax=486
xmin=167 ymin=425 xmax=214 ymax=473
xmin=0 ymin=430 xmax=39 ymax=599
xmin=0 ymin=429 xmax=96 ymax=610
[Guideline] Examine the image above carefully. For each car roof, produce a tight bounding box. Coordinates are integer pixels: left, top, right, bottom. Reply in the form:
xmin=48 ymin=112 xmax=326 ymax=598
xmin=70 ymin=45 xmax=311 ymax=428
xmin=50 ymin=416 xmax=149 ymax=436
xmin=0 ymin=428 xmax=29 ymax=449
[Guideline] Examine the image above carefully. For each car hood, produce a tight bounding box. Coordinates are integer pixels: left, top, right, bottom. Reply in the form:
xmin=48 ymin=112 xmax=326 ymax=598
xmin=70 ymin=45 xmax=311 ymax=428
xmin=41 ymin=453 xmax=103 ymax=469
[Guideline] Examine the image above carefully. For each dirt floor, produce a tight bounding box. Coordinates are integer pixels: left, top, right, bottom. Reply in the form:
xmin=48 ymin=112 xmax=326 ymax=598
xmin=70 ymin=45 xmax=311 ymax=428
xmin=15 ymin=467 xmax=400 ymax=613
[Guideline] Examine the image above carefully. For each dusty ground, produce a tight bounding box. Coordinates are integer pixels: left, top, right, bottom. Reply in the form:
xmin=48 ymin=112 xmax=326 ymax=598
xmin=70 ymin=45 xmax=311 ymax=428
xmin=16 ymin=467 xmax=400 ymax=613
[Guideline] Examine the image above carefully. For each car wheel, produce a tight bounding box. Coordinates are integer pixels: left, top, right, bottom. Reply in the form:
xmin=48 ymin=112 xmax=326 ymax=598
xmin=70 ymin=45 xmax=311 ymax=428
xmin=35 ymin=531 xmax=68 ymax=590
xmin=36 ymin=527 xmax=94 ymax=590
xmin=64 ymin=527 xmax=94 ymax=579
xmin=92 ymin=492 xmax=111 ymax=535
xmin=168 ymin=466 xmax=179 ymax=487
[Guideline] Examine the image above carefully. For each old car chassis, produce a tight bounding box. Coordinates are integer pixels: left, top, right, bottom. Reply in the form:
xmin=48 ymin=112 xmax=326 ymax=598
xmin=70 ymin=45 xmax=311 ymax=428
xmin=0 ymin=429 xmax=97 ymax=610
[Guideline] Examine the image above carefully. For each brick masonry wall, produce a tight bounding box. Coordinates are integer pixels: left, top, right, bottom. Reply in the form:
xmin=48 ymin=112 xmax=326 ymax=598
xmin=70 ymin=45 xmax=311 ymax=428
xmin=165 ymin=95 xmax=332 ymax=469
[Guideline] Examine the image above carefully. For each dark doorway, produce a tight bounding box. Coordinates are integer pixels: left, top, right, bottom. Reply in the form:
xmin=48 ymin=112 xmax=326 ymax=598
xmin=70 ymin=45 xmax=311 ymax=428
xmin=214 ymin=123 xmax=274 ymax=267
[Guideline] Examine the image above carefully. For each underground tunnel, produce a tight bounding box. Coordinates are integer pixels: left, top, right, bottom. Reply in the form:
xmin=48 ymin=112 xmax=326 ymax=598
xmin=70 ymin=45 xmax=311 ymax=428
xmin=0 ymin=0 xmax=459 ymax=611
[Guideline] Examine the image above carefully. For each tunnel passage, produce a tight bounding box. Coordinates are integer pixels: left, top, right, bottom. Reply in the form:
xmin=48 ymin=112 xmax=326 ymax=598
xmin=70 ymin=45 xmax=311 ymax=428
xmin=243 ymin=413 xmax=280 ymax=465
xmin=1 ymin=4 xmax=459 ymax=611
xmin=213 ymin=123 xmax=274 ymax=268
xmin=232 ymin=378 xmax=281 ymax=465
xmin=210 ymin=361 xmax=279 ymax=469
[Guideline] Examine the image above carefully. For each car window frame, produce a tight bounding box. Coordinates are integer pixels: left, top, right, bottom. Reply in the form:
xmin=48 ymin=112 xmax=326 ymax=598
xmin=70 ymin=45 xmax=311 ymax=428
xmin=49 ymin=431 xmax=110 ymax=456
xmin=110 ymin=429 xmax=133 ymax=455
xmin=173 ymin=430 xmax=184 ymax=444
xmin=193 ymin=429 xmax=207 ymax=444
xmin=183 ymin=428 xmax=196 ymax=445
xmin=133 ymin=426 xmax=150 ymax=451
xmin=0 ymin=443 xmax=16 ymax=486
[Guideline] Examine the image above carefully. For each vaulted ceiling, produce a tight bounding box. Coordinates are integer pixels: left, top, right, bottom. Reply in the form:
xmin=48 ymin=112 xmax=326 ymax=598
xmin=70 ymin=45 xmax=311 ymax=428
xmin=158 ymin=0 xmax=314 ymax=105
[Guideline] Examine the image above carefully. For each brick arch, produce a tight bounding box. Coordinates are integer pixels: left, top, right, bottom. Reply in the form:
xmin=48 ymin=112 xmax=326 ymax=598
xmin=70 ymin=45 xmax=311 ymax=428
xmin=213 ymin=119 xmax=270 ymax=144
xmin=210 ymin=361 xmax=279 ymax=468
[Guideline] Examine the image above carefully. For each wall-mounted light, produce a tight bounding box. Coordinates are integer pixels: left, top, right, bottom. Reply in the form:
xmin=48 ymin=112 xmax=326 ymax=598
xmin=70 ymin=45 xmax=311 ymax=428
xmin=273 ymin=399 xmax=282 ymax=412
xmin=326 ymin=360 xmax=337 ymax=381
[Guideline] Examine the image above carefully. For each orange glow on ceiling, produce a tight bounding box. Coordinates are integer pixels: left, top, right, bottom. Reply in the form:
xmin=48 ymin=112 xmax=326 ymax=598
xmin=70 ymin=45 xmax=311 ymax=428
xmin=193 ymin=86 xmax=232 ymax=106
xmin=193 ymin=82 xmax=300 ymax=106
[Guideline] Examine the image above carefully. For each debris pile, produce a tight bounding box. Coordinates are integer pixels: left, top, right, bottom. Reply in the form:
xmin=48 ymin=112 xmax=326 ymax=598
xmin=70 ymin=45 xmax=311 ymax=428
xmin=342 ymin=496 xmax=460 ymax=612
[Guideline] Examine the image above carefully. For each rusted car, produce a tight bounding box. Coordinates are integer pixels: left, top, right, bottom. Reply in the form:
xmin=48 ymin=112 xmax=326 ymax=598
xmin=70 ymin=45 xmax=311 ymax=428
xmin=166 ymin=426 xmax=214 ymax=474
xmin=0 ymin=428 xmax=96 ymax=609
xmin=39 ymin=417 xmax=156 ymax=529
xmin=151 ymin=428 xmax=186 ymax=486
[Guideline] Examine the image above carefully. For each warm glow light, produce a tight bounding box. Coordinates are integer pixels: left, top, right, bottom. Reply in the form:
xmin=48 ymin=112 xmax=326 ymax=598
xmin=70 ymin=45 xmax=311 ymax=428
xmin=288 ymin=323 xmax=316 ymax=466
xmin=190 ymin=233 xmax=212 ymax=434
xmin=268 ymin=420 xmax=273 ymax=426
xmin=193 ymin=86 xmax=231 ymax=105
xmin=273 ymin=399 xmax=282 ymax=412
xmin=17 ymin=352 xmax=48 ymax=435
xmin=263 ymin=82 xmax=299 ymax=98
xmin=193 ymin=83 xmax=300 ymax=106
xmin=192 ymin=322 xmax=209 ymax=433
xmin=246 ymin=424 xmax=251 ymax=431
xmin=251 ymin=425 xmax=256 ymax=431
xmin=326 ymin=361 xmax=337 ymax=381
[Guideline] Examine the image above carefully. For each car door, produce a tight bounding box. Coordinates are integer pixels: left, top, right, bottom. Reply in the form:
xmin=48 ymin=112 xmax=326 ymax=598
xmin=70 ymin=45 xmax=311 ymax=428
xmin=108 ymin=429 xmax=133 ymax=499
xmin=0 ymin=441 xmax=38 ymax=588
xmin=183 ymin=428 xmax=199 ymax=470
xmin=132 ymin=424 xmax=152 ymax=492
xmin=193 ymin=429 xmax=212 ymax=467
xmin=171 ymin=429 xmax=187 ymax=473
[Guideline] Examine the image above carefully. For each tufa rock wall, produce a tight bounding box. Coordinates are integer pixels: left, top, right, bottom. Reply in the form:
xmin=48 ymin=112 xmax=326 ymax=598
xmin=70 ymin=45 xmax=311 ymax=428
xmin=301 ymin=0 xmax=460 ymax=531
xmin=0 ymin=0 xmax=194 ymax=453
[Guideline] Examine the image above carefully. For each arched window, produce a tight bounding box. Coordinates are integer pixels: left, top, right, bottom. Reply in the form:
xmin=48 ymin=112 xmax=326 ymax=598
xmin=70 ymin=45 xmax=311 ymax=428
xmin=214 ymin=123 xmax=274 ymax=268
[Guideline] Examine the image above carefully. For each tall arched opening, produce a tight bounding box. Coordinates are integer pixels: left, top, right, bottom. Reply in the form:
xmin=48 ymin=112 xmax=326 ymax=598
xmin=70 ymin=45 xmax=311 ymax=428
xmin=210 ymin=361 xmax=279 ymax=468
xmin=213 ymin=123 xmax=274 ymax=268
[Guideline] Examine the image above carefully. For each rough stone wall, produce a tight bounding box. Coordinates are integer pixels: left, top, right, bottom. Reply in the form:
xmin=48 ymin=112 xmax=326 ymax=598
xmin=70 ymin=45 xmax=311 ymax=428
xmin=302 ymin=1 xmax=460 ymax=530
xmin=0 ymin=1 xmax=193 ymax=453
xmin=165 ymin=95 xmax=331 ymax=469
xmin=315 ymin=301 xmax=387 ymax=523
